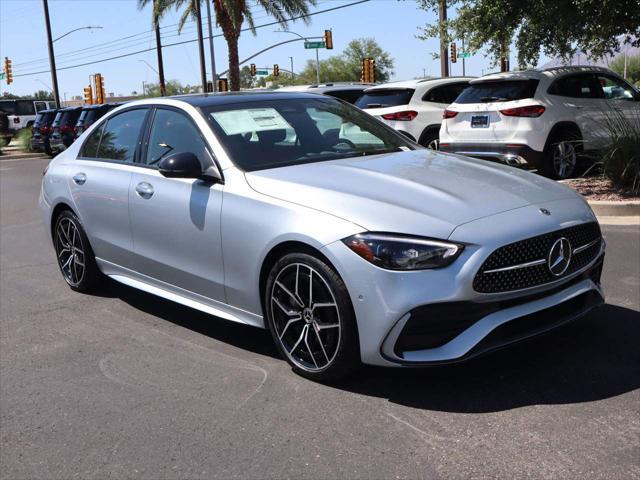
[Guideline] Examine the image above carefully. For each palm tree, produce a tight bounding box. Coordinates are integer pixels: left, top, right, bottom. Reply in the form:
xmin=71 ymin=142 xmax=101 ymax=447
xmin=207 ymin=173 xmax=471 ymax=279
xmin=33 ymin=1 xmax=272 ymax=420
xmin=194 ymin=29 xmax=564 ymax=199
xmin=139 ymin=0 xmax=316 ymax=91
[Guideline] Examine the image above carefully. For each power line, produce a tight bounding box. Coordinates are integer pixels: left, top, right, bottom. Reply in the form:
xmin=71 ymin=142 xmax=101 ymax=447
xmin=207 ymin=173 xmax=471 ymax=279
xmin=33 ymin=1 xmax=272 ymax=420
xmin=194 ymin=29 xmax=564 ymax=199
xmin=14 ymin=0 xmax=368 ymax=78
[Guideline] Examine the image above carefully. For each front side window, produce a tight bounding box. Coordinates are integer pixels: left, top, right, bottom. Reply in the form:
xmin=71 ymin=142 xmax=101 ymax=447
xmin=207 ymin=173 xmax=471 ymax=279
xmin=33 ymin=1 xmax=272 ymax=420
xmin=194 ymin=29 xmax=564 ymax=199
xmin=144 ymin=109 xmax=209 ymax=167
xmin=596 ymin=74 xmax=635 ymax=100
xmin=204 ymin=97 xmax=413 ymax=171
xmin=88 ymin=109 xmax=147 ymax=162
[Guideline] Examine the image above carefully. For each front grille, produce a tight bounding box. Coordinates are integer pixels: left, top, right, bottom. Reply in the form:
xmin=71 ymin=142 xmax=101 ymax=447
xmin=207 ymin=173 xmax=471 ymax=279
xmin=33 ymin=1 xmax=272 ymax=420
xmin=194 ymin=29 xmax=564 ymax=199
xmin=473 ymin=222 xmax=601 ymax=293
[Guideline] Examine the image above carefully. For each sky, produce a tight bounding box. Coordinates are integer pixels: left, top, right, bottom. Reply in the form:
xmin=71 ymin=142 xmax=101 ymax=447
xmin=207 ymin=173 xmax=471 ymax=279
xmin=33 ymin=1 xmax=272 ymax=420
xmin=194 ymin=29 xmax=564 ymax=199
xmin=0 ymin=0 xmax=551 ymax=98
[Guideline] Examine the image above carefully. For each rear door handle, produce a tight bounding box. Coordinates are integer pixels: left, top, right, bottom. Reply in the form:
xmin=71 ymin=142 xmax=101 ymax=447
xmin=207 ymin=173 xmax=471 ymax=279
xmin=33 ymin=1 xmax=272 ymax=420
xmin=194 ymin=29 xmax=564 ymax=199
xmin=72 ymin=172 xmax=86 ymax=185
xmin=135 ymin=181 xmax=154 ymax=199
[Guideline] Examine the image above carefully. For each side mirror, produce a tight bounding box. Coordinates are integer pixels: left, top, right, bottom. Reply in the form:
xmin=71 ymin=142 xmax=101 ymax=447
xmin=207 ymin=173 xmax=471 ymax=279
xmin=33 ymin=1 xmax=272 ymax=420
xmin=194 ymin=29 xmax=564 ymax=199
xmin=158 ymin=151 xmax=220 ymax=182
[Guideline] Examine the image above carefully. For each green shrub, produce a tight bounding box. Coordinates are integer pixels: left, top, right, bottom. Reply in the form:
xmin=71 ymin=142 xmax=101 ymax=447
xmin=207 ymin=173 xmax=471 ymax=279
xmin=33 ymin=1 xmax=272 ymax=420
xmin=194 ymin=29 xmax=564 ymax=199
xmin=16 ymin=128 xmax=34 ymax=153
xmin=0 ymin=135 xmax=7 ymax=154
xmin=592 ymin=107 xmax=640 ymax=195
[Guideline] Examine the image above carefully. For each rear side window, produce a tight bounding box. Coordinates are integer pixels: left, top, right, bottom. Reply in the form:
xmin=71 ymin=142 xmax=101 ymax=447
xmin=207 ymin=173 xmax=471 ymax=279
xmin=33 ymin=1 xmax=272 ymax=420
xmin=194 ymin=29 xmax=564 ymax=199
xmin=547 ymin=74 xmax=602 ymax=99
xmin=355 ymin=89 xmax=415 ymax=108
xmin=423 ymin=83 xmax=469 ymax=104
xmin=16 ymin=101 xmax=35 ymax=115
xmin=81 ymin=109 xmax=147 ymax=162
xmin=455 ymin=79 xmax=540 ymax=103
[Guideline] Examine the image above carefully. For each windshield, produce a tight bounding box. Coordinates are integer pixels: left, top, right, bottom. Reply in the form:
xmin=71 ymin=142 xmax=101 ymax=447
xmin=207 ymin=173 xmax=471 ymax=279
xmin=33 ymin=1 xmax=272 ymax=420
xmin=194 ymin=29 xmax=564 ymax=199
xmin=455 ymin=79 xmax=540 ymax=103
xmin=355 ymin=89 xmax=415 ymax=109
xmin=203 ymin=97 xmax=414 ymax=172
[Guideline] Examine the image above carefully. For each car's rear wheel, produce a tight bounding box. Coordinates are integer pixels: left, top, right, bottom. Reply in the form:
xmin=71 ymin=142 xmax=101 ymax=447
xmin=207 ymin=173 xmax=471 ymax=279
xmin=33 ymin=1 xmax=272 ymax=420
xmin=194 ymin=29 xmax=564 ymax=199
xmin=419 ymin=129 xmax=439 ymax=150
xmin=53 ymin=210 xmax=102 ymax=292
xmin=542 ymin=130 xmax=581 ymax=179
xmin=264 ymin=252 xmax=360 ymax=382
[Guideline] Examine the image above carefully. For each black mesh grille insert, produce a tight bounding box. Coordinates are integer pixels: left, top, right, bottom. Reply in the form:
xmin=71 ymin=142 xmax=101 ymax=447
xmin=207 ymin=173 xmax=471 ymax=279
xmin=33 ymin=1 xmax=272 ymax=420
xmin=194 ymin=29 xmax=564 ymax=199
xmin=473 ymin=222 xmax=601 ymax=293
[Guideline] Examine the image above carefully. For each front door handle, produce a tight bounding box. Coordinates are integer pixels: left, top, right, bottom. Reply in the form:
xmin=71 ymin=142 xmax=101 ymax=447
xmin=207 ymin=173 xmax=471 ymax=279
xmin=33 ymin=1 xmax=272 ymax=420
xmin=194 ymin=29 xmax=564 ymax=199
xmin=72 ymin=172 xmax=86 ymax=185
xmin=135 ymin=181 xmax=154 ymax=199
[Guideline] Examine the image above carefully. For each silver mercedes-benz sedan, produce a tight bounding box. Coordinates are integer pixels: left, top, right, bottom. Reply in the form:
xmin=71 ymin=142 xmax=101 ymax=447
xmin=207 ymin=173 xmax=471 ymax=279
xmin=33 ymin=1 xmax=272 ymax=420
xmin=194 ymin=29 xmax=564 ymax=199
xmin=40 ymin=92 xmax=605 ymax=381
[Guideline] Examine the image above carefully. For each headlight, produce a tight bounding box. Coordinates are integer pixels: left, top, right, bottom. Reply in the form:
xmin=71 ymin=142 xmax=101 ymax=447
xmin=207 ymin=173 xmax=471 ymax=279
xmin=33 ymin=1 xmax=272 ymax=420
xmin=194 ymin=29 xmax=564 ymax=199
xmin=342 ymin=233 xmax=464 ymax=270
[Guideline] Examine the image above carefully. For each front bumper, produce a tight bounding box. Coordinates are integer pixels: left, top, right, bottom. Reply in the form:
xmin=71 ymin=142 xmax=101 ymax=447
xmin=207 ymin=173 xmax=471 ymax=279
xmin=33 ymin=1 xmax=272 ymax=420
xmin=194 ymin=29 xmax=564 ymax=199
xmin=320 ymin=198 xmax=603 ymax=367
xmin=439 ymin=143 xmax=545 ymax=168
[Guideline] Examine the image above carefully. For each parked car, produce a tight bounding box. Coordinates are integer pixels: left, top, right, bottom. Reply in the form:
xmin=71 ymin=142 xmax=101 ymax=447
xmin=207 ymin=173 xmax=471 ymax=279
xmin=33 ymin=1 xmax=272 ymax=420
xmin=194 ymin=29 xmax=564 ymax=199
xmin=439 ymin=66 xmax=640 ymax=179
xmin=30 ymin=109 xmax=58 ymax=155
xmin=278 ymin=83 xmax=374 ymax=104
xmin=41 ymin=93 xmax=605 ymax=381
xmin=355 ymin=77 xmax=474 ymax=148
xmin=0 ymin=100 xmax=56 ymax=136
xmin=49 ymin=107 xmax=83 ymax=154
xmin=74 ymin=103 xmax=121 ymax=138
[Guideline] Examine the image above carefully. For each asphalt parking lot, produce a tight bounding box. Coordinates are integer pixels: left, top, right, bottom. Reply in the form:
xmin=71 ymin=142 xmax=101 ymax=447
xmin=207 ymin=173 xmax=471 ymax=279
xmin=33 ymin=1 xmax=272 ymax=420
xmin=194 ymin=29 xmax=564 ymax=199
xmin=1 ymin=156 xmax=639 ymax=480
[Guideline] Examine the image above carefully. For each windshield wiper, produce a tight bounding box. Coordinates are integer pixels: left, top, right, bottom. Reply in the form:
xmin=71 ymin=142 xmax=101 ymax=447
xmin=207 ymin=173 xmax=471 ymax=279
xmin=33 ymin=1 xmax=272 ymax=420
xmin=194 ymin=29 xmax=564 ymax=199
xmin=479 ymin=96 xmax=509 ymax=102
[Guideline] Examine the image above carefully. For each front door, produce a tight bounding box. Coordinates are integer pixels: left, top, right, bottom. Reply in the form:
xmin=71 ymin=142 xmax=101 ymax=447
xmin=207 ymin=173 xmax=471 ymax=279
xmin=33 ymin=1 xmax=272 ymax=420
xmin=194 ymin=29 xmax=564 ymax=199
xmin=128 ymin=107 xmax=225 ymax=302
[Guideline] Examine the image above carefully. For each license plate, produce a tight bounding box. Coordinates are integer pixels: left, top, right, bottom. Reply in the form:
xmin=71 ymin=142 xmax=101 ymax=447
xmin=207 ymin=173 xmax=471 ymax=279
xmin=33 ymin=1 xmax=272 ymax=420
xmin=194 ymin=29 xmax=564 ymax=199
xmin=471 ymin=115 xmax=489 ymax=128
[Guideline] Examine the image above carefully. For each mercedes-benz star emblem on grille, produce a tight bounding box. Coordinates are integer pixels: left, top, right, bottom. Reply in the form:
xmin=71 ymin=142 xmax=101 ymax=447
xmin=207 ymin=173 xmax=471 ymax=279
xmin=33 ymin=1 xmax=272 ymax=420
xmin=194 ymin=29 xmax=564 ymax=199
xmin=539 ymin=208 xmax=551 ymax=216
xmin=548 ymin=237 xmax=572 ymax=276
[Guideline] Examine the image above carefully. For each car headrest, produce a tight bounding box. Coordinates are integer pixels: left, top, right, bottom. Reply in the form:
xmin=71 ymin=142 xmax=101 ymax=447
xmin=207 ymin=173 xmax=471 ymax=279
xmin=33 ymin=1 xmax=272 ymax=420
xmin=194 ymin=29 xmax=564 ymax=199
xmin=256 ymin=129 xmax=287 ymax=145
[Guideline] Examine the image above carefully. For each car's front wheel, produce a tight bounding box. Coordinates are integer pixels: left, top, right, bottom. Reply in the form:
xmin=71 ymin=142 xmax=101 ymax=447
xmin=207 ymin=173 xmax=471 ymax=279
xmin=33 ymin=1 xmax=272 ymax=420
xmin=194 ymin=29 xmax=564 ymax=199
xmin=264 ymin=252 xmax=361 ymax=381
xmin=53 ymin=210 xmax=102 ymax=292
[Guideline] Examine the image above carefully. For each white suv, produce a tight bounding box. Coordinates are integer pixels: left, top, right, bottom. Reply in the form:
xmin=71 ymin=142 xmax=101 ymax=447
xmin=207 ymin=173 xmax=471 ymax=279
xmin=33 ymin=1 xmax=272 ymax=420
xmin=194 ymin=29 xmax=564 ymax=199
xmin=356 ymin=77 xmax=475 ymax=148
xmin=439 ymin=66 xmax=640 ymax=179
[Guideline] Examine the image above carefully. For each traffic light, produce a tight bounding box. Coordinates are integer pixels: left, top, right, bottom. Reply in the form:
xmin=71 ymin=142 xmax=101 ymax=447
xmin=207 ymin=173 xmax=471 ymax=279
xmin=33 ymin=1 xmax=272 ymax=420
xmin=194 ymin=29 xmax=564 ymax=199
xmin=273 ymin=64 xmax=279 ymax=77
xmin=216 ymin=78 xmax=228 ymax=92
xmin=324 ymin=29 xmax=333 ymax=50
xmin=94 ymin=73 xmax=105 ymax=104
xmin=368 ymin=58 xmax=375 ymax=83
xmin=206 ymin=81 xmax=214 ymax=93
xmin=4 ymin=57 xmax=12 ymax=85
xmin=362 ymin=58 xmax=375 ymax=83
xmin=83 ymin=85 xmax=93 ymax=104
xmin=250 ymin=63 xmax=256 ymax=76
xmin=450 ymin=42 xmax=457 ymax=63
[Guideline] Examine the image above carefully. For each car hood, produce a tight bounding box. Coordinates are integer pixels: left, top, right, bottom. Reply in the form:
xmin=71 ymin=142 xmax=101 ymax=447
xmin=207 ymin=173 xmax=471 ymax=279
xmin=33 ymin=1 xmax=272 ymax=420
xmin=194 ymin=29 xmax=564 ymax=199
xmin=244 ymin=149 xmax=579 ymax=239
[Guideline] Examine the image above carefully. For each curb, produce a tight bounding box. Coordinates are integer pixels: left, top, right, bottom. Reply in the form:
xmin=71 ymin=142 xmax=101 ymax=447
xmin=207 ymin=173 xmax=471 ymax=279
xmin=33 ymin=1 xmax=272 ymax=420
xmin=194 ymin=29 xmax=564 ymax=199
xmin=0 ymin=153 xmax=49 ymax=161
xmin=588 ymin=200 xmax=640 ymax=217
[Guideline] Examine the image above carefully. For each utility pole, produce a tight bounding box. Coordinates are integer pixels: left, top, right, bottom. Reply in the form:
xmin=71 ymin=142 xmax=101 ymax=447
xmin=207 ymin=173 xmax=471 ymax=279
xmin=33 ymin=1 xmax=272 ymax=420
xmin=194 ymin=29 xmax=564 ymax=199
xmin=315 ymin=48 xmax=320 ymax=84
xmin=205 ymin=0 xmax=217 ymax=92
xmin=194 ymin=0 xmax=208 ymax=93
xmin=438 ymin=0 xmax=449 ymax=77
xmin=42 ymin=0 xmax=60 ymax=108
xmin=289 ymin=56 xmax=294 ymax=79
xmin=154 ymin=18 xmax=166 ymax=96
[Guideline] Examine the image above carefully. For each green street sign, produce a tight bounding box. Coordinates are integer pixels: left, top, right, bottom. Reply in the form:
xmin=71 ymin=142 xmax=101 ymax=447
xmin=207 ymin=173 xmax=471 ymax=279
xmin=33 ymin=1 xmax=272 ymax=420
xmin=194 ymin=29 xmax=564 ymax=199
xmin=256 ymin=69 xmax=269 ymax=75
xmin=0 ymin=72 xmax=5 ymax=80
xmin=459 ymin=52 xmax=472 ymax=59
xmin=304 ymin=41 xmax=326 ymax=49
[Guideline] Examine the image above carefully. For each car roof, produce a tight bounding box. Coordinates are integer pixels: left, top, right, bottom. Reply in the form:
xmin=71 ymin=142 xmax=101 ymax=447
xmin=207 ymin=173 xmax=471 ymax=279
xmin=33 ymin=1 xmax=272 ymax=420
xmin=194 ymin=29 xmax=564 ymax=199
xmin=169 ymin=91 xmax=341 ymax=108
xmin=278 ymin=83 xmax=374 ymax=93
xmin=57 ymin=106 xmax=83 ymax=112
xmin=471 ymin=65 xmax=616 ymax=84
xmin=364 ymin=77 xmax=476 ymax=92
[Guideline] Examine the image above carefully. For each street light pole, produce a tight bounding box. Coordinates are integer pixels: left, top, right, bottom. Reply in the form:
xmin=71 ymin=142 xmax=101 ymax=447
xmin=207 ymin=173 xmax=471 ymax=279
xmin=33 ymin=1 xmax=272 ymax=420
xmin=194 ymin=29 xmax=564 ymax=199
xmin=438 ymin=0 xmax=449 ymax=77
xmin=194 ymin=0 xmax=208 ymax=93
xmin=289 ymin=56 xmax=294 ymax=79
xmin=205 ymin=0 xmax=217 ymax=92
xmin=42 ymin=0 xmax=60 ymax=108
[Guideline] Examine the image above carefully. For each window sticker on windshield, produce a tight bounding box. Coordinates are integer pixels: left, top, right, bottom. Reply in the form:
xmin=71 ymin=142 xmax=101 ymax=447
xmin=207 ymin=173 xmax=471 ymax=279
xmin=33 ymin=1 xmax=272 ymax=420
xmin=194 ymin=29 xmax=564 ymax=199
xmin=211 ymin=108 xmax=292 ymax=135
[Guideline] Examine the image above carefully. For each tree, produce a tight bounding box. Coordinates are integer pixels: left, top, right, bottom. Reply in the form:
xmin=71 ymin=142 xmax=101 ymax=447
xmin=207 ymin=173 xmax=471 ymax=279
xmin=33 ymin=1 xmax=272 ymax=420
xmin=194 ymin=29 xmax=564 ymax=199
xmin=143 ymin=79 xmax=195 ymax=96
xmin=139 ymin=0 xmax=316 ymax=92
xmin=297 ymin=38 xmax=394 ymax=83
xmin=417 ymin=0 xmax=640 ymax=69
xmin=32 ymin=90 xmax=53 ymax=101
xmin=610 ymin=54 xmax=640 ymax=85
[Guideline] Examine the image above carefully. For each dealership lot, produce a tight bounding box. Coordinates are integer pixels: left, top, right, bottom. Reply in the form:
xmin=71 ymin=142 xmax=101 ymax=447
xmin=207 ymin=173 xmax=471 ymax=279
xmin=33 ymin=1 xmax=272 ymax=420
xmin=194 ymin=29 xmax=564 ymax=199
xmin=1 ymin=157 xmax=639 ymax=479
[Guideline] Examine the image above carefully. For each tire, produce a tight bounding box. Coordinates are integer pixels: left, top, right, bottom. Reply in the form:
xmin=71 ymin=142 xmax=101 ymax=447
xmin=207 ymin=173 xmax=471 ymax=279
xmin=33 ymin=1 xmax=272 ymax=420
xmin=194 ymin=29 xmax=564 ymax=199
xmin=541 ymin=129 xmax=581 ymax=179
xmin=264 ymin=252 xmax=361 ymax=382
xmin=419 ymin=129 xmax=439 ymax=150
xmin=53 ymin=210 xmax=102 ymax=292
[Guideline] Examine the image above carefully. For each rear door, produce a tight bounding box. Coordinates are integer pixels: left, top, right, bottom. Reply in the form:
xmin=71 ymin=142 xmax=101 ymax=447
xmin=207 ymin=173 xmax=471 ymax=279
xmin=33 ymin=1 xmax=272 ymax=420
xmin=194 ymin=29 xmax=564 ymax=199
xmin=128 ymin=106 xmax=225 ymax=302
xmin=70 ymin=107 xmax=149 ymax=268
